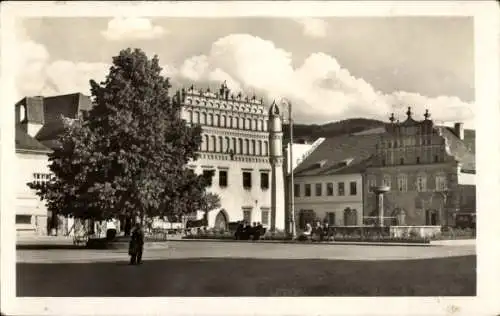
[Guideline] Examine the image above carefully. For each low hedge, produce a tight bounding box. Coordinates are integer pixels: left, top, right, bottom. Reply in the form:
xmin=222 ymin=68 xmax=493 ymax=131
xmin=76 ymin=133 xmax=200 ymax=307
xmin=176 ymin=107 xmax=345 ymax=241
xmin=434 ymin=227 xmax=476 ymax=240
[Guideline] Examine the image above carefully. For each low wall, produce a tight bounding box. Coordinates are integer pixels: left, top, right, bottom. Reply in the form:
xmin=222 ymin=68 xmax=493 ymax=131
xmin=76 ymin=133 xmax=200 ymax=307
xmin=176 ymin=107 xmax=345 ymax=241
xmin=390 ymin=226 xmax=441 ymax=239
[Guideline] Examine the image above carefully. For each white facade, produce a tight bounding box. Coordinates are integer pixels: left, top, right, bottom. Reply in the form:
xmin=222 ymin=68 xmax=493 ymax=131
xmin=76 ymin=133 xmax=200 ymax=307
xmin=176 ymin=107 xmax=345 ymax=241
xmin=179 ymin=84 xmax=285 ymax=230
xmin=293 ymin=173 xmax=363 ymax=227
xmin=15 ymin=151 xmax=50 ymax=235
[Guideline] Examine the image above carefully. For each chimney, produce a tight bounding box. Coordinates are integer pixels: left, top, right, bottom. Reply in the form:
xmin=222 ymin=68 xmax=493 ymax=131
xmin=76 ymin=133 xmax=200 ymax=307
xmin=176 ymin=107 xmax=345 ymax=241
xmin=454 ymin=122 xmax=464 ymax=140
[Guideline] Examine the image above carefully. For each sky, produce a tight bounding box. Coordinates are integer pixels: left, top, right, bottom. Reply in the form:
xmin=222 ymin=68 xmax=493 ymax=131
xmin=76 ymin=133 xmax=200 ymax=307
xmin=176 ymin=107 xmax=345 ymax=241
xmin=14 ymin=16 xmax=474 ymax=127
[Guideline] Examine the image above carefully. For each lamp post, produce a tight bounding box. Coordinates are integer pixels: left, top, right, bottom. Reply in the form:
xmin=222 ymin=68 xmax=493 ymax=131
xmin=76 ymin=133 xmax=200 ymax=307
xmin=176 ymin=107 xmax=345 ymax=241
xmin=281 ymin=98 xmax=296 ymax=238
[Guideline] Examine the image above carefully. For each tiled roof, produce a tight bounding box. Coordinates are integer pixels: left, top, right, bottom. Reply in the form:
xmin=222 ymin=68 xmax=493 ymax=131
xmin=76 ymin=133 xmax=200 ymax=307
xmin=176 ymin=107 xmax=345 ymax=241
xmin=293 ymin=132 xmax=384 ymax=177
xmin=15 ymin=125 xmax=51 ymax=153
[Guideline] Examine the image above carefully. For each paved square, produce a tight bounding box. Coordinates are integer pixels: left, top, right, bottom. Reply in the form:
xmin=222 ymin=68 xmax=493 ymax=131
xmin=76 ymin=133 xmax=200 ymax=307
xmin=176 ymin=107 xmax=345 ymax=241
xmin=17 ymin=241 xmax=476 ymax=296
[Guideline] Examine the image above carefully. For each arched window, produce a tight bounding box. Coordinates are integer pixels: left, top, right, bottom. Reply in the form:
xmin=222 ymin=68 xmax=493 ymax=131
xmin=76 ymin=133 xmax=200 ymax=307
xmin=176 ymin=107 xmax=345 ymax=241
xmin=208 ymin=113 xmax=213 ymax=126
xmin=215 ymin=114 xmax=220 ymax=127
xmin=416 ymin=173 xmax=427 ymax=192
xmin=244 ymin=139 xmax=249 ymax=155
xmin=194 ymin=111 xmax=200 ymax=124
xmin=343 ymin=208 xmax=357 ymax=226
xmin=211 ymin=135 xmax=216 ymax=152
xmin=202 ymin=134 xmax=209 ymax=151
xmin=246 ymin=118 xmax=251 ymax=130
xmin=239 ymin=118 xmax=244 ymax=129
xmin=232 ymin=138 xmax=237 ymax=153
xmin=238 ymin=138 xmax=243 ymax=154
xmin=221 ymin=115 xmax=226 ymax=127
xmin=201 ymin=112 xmax=207 ymax=125
xmin=263 ymin=141 xmax=268 ymax=156
xmin=228 ymin=116 xmax=232 ymax=128
xmin=218 ymin=136 xmax=223 ymax=152
xmin=397 ymin=174 xmax=407 ymax=192
xmin=263 ymin=120 xmax=268 ymax=131
xmin=233 ymin=117 xmax=238 ymax=129
xmin=258 ymin=120 xmax=263 ymax=131
xmin=257 ymin=140 xmax=262 ymax=156
xmin=252 ymin=119 xmax=257 ymax=130
xmin=251 ymin=140 xmax=256 ymax=155
xmin=188 ymin=110 xmax=193 ymax=123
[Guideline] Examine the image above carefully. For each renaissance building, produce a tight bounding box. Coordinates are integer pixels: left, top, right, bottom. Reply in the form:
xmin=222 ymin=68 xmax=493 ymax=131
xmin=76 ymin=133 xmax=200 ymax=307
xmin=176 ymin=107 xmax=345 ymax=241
xmin=177 ymin=82 xmax=285 ymax=231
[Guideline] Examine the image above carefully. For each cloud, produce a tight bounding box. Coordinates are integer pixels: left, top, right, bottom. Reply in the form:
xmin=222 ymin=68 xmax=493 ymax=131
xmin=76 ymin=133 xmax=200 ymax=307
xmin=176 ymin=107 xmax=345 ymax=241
xmin=294 ymin=18 xmax=328 ymax=38
xmin=176 ymin=34 xmax=475 ymax=128
xmin=16 ymin=40 xmax=110 ymax=97
xmin=101 ymin=17 xmax=167 ymax=41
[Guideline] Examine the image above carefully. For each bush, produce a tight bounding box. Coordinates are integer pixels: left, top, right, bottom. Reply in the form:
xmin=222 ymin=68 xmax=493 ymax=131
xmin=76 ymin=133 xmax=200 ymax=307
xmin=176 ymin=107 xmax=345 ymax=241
xmin=433 ymin=227 xmax=476 ymax=240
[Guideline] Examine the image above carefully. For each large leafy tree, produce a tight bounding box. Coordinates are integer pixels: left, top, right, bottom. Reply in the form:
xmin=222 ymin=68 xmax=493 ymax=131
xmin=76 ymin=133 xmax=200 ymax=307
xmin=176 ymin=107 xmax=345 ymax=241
xmin=30 ymin=48 xmax=217 ymax=222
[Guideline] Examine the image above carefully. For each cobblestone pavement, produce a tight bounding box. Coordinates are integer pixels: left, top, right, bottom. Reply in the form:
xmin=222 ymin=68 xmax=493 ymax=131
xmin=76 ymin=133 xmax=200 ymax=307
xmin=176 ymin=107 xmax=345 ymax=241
xmin=17 ymin=240 xmax=476 ymax=264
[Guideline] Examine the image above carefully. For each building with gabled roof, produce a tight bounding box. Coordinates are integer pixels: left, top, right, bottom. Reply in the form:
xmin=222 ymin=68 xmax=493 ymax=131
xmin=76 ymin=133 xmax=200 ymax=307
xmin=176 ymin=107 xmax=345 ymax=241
xmin=292 ymin=107 xmax=475 ymax=231
xmin=14 ymin=93 xmax=90 ymax=236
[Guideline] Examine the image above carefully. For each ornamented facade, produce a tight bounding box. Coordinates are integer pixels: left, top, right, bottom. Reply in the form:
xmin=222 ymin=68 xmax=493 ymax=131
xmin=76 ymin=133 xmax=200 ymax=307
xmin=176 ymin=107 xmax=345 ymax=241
xmin=177 ymin=82 xmax=285 ymax=230
xmin=364 ymin=108 xmax=475 ymax=226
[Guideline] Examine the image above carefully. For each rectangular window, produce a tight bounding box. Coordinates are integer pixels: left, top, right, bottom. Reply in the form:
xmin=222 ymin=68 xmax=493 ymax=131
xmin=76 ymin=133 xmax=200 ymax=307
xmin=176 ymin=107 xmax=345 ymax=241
xmin=349 ymin=181 xmax=357 ymax=195
xmin=260 ymin=172 xmax=269 ymax=190
xmin=243 ymin=209 xmax=252 ymax=223
xmin=397 ymin=176 xmax=407 ymax=192
xmin=16 ymin=215 xmax=32 ymax=225
xmin=368 ymin=178 xmax=377 ymax=192
xmin=435 ymin=175 xmax=447 ymax=191
xmin=315 ymin=183 xmax=322 ymax=196
xmin=242 ymin=171 xmax=252 ymax=189
xmin=338 ymin=182 xmax=345 ymax=196
xmin=202 ymin=170 xmax=214 ymax=186
xmin=219 ymin=170 xmax=228 ymax=187
xmin=32 ymin=173 xmax=51 ymax=187
xmin=382 ymin=176 xmax=391 ymax=189
xmin=326 ymin=183 xmax=334 ymax=196
xmin=416 ymin=176 xmax=427 ymax=192
xmin=327 ymin=212 xmax=336 ymax=225
xmin=294 ymin=183 xmax=300 ymax=197
xmin=261 ymin=209 xmax=269 ymax=225
xmin=305 ymin=184 xmax=311 ymax=197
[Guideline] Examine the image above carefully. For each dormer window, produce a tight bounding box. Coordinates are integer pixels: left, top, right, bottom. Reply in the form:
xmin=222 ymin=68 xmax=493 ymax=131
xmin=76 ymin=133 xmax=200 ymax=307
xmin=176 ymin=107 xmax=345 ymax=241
xmin=314 ymin=160 xmax=327 ymax=168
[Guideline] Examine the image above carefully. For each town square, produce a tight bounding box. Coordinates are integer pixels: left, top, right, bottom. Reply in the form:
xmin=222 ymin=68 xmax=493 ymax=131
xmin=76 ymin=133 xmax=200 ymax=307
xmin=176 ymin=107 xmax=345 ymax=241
xmin=3 ymin=3 xmax=487 ymax=308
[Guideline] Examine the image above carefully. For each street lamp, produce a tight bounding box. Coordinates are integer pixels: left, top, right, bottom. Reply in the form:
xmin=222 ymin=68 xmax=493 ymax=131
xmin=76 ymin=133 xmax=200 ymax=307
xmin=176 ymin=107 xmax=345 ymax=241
xmin=280 ymin=98 xmax=296 ymax=238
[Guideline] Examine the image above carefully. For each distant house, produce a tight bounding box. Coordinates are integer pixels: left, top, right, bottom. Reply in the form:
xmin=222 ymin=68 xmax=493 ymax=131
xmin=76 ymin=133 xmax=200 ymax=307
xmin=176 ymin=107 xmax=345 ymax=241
xmin=15 ymin=93 xmax=92 ymax=236
xmin=292 ymin=107 xmax=475 ymax=230
xmin=292 ymin=133 xmax=378 ymax=229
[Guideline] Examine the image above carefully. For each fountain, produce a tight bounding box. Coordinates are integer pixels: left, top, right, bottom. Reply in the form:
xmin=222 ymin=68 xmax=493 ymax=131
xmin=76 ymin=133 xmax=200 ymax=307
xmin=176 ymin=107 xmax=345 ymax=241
xmin=372 ymin=186 xmax=390 ymax=226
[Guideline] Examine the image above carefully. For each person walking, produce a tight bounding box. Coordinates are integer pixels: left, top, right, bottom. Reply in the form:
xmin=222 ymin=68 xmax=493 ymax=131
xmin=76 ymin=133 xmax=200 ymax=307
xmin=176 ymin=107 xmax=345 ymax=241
xmin=128 ymin=223 xmax=145 ymax=265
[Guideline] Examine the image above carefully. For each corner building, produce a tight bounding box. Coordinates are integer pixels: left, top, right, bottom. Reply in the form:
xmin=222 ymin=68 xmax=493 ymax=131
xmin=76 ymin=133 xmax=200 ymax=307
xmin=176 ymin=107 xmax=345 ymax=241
xmin=364 ymin=108 xmax=475 ymax=226
xmin=178 ymin=82 xmax=285 ymax=231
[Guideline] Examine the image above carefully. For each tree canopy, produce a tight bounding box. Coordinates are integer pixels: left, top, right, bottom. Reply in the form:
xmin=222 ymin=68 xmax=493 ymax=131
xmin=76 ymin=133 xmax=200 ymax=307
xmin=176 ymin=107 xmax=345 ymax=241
xmin=30 ymin=48 xmax=218 ymax=221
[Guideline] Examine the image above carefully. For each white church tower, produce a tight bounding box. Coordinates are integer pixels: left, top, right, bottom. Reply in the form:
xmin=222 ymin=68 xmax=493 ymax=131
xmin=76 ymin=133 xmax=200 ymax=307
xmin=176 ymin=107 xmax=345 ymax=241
xmin=268 ymin=101 xmax=285 ymax=231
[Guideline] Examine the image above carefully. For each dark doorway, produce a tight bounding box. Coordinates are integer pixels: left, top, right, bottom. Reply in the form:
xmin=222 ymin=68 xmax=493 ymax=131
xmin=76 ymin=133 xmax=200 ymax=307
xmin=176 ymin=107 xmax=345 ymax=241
xmin=298 ymin=210 xmax=315 ymax=229
xmin=426 ymin=209 xmax=438 ymax=225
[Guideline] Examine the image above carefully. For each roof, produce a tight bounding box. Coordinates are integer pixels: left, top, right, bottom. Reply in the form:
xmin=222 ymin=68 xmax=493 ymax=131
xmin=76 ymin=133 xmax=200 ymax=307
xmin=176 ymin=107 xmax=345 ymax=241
xmin=293 ymin=132 xmax=383 ymax=177
xmin=33 ymin=93 xmax=92 ymax=144
xmin=42 ymin=93 xmax=92 ymax=122
xmin=436 ymin=126 xmax=475 ymax=172
xmin=15 ymin=125 xmax=51 ymax=153
xmin=17 ymin=97 xmax=45 ymax=124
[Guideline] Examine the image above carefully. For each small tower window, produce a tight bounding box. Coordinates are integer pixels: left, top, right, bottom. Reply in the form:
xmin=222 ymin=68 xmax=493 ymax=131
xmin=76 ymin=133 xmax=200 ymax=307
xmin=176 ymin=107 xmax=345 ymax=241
xmin=416 ymin=157 xmax=420 ymax=164
xmin=400 ymin=158 xmax=404 ymax=165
